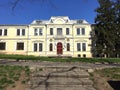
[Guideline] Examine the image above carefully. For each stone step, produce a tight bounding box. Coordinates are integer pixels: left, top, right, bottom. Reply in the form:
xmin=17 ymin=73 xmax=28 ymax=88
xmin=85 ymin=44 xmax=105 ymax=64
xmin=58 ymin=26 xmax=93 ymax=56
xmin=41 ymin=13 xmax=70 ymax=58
xmin=29 ymin=77 xmax=93 ymax=86
xmin=32 ymin=69 xmax=89 ymax=78
xmin=26 ymin=85 xmax=96 ymax=90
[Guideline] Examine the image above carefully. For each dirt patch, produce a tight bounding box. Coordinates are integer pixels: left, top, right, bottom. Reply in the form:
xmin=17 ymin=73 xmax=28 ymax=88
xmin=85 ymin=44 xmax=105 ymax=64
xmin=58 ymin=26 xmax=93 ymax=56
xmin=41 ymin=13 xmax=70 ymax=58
xmin=91 ymin=71 xmax=113 ymax=90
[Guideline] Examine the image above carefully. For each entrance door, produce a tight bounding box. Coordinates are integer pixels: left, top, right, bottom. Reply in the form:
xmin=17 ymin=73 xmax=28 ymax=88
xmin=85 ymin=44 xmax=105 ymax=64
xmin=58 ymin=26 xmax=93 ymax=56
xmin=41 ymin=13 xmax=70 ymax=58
xmin=57 ymin=42 xmax=63 ymax=54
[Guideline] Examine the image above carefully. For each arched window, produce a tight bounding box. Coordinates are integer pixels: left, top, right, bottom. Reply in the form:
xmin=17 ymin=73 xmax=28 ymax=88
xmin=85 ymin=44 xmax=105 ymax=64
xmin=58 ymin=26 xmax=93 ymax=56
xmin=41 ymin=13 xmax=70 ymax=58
xmin=49 ymin=43 xmax=53 ymax=51
xmin=67 ymin=43 xmax=70 ymax=51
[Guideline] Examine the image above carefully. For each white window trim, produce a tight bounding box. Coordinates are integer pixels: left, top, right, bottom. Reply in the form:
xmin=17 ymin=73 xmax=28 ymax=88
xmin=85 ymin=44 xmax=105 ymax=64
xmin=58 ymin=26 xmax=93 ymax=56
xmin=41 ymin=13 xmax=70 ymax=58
xmin=17 ymin=29 xmax=25 ymax=36
xmin=0 ymin=29 xmax=7 ymax=36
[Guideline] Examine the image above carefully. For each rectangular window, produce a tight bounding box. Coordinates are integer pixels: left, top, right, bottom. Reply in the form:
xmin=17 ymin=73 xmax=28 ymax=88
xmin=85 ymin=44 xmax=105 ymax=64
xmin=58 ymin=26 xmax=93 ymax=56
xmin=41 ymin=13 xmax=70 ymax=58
xmin=67 ymin=43 xmax=70 ymax=51
xmin=66 ymin=28 xmax=69 ymax=35
xmin=17 ymin=29 xmax=25 ymax=36
xmin=50 ymin=28 xmax=53 ymax=35
xmin=34 ymin=28 xmax=38 ymax=36
xmin=82 ymin=43 xmax=86 ymax=51
xmin=0 ymin=42 xmax=6 ymax=50
xmin=34 ymin=28 xmax=43 ymax=36
xmin=4 ymin=29 xmax=7 ymax=36
xmin=34 ymin=43 xmax=37 ymax=52
xmin=17 ymin=42 xmax=24 ymax=50
xmin=77 ymin=43 xmax=81 ymax=51
xmin=17 ymin=29 xmax=20 ymax=36
xmin=22 ymin=29 xmax=25 ymax=36
xmin=77 ymin=28 xmax=80 ymax=35
xmin=57 ymin=28 xmax=62 ymax=35
xmin=39 ymin=43 xmax=42 ymax=51
xmin=0 ymin=29 xmax=2 ymax=36
xmin=39 ymin=28 xmax=42 ymax=35
xmin=81 ymin=28 xmax=85 ymax=35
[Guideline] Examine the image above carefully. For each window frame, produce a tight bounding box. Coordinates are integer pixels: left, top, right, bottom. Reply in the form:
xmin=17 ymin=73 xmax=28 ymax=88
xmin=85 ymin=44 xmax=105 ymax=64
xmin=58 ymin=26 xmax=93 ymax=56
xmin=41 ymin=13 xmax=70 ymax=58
xmin=0 ymin=42 xmax=6 ymax=50
xmin=17 ymin=29 xmax=25 ymax=36
xmin=49 ymin=43 xmax=53 ymax=51
xmin=67 ymin=43 xmax=70 ymax=51
xmin=50 ymin=28 xmax=53 ymax=35
xmin=16 ymin=42 xmax=24 ymax=50
xmin=77 ymin=28 xmax=80 ymax=35
xmin=77 ymin=43 xmax=81 ymax=51
xmin=66 ymin=28 xmax=70 ymax=35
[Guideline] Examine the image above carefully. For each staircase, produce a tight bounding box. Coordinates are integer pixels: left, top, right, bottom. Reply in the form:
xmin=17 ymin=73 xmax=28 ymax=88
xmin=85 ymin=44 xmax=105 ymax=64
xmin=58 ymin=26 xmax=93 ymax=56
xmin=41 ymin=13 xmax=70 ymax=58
xmin=26 ymin=66 xmax=96 ymax=90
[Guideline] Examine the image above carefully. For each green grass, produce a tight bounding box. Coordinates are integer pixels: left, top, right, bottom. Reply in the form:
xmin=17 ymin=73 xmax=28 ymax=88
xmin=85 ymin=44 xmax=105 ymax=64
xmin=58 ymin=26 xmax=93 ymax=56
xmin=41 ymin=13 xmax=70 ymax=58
xmin=98 ymin=68 xmax=120 ymax=79
xmin=0 ymin=54 xmax=120 ymax=63
xmin=0 ymin=65 xmax=30 ymax=89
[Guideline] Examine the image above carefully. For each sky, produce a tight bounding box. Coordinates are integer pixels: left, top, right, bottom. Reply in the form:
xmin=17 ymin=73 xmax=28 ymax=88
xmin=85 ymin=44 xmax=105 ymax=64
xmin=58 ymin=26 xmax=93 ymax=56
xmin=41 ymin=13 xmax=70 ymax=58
xmin=0 ymin=0 xmax=99 ymax=24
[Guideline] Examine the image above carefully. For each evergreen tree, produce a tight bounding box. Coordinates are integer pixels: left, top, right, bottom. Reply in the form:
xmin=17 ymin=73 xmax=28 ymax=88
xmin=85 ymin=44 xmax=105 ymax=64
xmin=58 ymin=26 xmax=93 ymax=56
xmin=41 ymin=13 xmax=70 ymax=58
xmin=114 ymin=0 xmax=120 ymax=57
xmin=95 ymin=0 xmax=116 ymax=57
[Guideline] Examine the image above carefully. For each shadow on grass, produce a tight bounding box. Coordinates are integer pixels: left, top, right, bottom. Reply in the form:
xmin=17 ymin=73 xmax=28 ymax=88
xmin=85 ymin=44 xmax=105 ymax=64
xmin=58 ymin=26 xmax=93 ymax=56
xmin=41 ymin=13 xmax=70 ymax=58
xmin=108 ymin=80 xmax=120 ymax=90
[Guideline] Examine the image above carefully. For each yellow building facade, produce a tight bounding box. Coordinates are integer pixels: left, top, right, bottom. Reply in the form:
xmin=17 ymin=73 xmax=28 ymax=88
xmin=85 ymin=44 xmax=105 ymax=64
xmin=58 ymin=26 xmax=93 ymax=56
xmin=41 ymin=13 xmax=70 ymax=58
xmin=0 ymin=16 xmax=92 ymax=57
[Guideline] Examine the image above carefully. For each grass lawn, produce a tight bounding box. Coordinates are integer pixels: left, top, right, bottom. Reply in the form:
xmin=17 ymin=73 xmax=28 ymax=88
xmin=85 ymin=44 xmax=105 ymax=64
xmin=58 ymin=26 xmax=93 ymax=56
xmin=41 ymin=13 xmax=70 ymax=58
xmin=0 ymin=65 xmax=30 ymax=90
xmin=0 ymin=54 xmax=120 ymax=63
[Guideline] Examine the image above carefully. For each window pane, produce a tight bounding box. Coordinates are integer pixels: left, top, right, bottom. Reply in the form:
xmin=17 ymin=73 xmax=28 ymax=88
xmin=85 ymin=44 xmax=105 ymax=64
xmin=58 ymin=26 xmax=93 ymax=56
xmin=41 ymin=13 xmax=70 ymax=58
xmin=49 ymin=43 xmax=53 ymax=51
xmin=0 ymin=29 xmax=2 ymax=36
xmin=4 ymin=29 xmax=7 ymax=36
xmin=22 ymin=29 xmax=25 ymax=36
xmin=57 ymin=28 xmax=62 ymax=35
xmin=34 ymin=28 xmax=38 ymax=36
xmin=17 ymin=43 xmax=24 ymax=50
xmin=66 ymin=28 xmax=69 ymax=35
xmin=39 ymin=43 xmax=42 ymax=51
xmin=82 ymin=28 xmax=85 ymax=35
xmin=39 ymin=29 xmax=42 ymax=35
xmin=77 ymin=28 xmax=80 ymax=35
xmin=50 ymin=28 xmax=53 ymax=35
xmin=17 ymin=29 xmax=20 ymax=36
xmin=67 ymin=43 xmax=70 ymax=51
xmin=77 ymin=43 xmax=81 ymax=51
xmin=0 ymin=42 xmax=6 ymax=50
xmin=82 ymin=43 xmax=86 ymax=51
xmin=34 ymin=43 xmax=37 ymax=52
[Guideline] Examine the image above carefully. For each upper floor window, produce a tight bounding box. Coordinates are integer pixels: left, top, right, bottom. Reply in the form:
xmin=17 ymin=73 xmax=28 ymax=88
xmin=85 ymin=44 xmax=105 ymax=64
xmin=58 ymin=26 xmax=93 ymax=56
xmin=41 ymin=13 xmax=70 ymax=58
xmin=34 ymin=28 xmax=43 ymax=36
xmin=49 ymin=43 xmax=53 ymax=51
xmin=77 ymin=28 xmax=80 ymax=35
xmin=66 ymin=28 xmax=69 ymax=35
xmin=67 ymin=43 xmax=70 ymax=51
xmin=16 ymin=42 xmax=24 ymax=50
xmin=17 ymin=29 xmax=25 ymax=36
xmin=57 ymin=28 xmax=62 ymax=35
xmin=50 ymin=28 xmax=53 ymax=35
xmin=76 ymin=28 xmax=85 ymax=35
xmin=0 ymin=42 xmax=6 ymax=50
xmin=34 ymin=43 xmax=43 ymax=52
xmin=81 ymin=28 xmax=85 ymax=35
xmin=0 ymin=29 xmax=7 ymax=36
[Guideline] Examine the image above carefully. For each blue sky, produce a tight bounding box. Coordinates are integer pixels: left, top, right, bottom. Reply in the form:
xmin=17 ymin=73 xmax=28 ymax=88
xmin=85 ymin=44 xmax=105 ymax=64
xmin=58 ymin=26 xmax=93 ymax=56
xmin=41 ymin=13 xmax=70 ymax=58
xmin=0 ymin=0 xmax=99 ymax=24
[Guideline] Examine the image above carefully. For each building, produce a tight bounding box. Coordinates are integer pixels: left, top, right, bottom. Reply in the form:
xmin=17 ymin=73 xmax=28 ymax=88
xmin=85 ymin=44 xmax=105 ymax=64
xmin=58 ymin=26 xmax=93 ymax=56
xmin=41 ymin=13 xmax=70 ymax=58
xmin=0 ymin=16 xmax=92 ymax=58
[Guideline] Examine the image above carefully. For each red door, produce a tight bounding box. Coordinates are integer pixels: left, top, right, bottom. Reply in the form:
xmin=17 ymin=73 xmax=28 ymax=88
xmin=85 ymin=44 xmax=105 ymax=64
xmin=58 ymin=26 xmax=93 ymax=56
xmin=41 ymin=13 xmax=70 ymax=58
xmin=57 ymin=42 xmax=63 ymax=54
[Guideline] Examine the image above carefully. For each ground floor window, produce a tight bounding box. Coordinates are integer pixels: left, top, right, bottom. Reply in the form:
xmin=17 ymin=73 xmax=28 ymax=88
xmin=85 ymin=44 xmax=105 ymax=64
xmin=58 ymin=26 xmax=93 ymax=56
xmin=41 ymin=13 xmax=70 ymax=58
xmin=17 ymin=42 xmax=24 ymax=50
xmin=77 ymin=43 xmax=81 ymax=51
xmin=49 ymin=43 xmax=53 ymax=51
xmin=0 ymin=42 xmax=6 ymax=50
xmin=67 ymin=43 xmax=70 ymax=51
xmin=77 ymin=43 xmax=86 ymax=51
xmin=34 ymin=43 xmax=43 ymax=52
